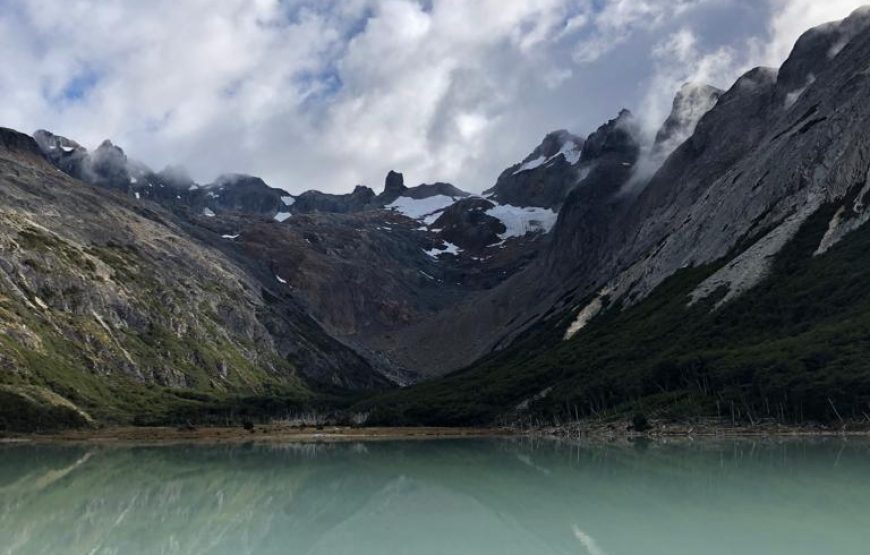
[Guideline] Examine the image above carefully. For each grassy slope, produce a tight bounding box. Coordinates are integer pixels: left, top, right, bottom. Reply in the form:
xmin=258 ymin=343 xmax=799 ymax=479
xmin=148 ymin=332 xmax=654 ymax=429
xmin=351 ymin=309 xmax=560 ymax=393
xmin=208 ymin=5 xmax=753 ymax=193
xmin=361 ymin=200 xmax=870 ymax=425
xmin=0 ymin=214 xmax=312 ymax=432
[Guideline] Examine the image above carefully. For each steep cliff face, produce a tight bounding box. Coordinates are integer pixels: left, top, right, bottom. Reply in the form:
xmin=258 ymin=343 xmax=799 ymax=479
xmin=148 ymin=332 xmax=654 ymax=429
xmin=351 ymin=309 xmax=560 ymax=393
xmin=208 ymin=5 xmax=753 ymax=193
xmin=366 ymin=8 xmax=870 ymax=425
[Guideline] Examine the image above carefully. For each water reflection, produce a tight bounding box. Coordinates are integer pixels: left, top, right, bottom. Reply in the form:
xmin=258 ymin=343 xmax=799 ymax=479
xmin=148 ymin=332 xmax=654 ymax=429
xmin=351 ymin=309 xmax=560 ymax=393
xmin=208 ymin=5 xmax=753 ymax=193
xmin=1 ymin=438 xmax=868 ymax=554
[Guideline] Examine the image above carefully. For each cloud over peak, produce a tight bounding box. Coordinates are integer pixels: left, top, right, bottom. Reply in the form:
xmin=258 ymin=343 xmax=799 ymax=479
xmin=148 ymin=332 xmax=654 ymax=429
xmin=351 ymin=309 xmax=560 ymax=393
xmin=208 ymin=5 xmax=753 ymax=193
xmin=0 ymin=0 xmax=866 ymax=193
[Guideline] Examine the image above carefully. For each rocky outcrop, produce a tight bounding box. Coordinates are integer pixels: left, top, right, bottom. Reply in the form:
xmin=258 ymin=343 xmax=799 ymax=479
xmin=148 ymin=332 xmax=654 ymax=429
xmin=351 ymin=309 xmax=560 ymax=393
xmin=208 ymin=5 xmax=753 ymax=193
xmin=203 ymin=174 xmax=288 ymax=217
xmin=483 ymin=130 xmax=585 ymax=209
xmin=292 ymin=185 xmax=376 ymax=214
xmin=403 ymin=182 xmax=469 ymax=200
xmin=378 ymin=170 xmax=407 ymax=205
xmin=430 ymin=197 xmax=504 ymax=251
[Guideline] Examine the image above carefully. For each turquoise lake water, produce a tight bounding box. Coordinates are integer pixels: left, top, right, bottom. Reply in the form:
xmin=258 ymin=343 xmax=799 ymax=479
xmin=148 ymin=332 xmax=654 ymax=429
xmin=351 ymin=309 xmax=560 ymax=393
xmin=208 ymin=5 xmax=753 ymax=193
xmin=0 ymin=437 xmax=868 ymax=554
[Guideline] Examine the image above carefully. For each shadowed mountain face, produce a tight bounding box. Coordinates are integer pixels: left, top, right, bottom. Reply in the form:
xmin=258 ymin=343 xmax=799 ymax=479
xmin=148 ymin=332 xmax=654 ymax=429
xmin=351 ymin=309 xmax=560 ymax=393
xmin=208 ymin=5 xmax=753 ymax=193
xmin=4 ymin=9 xmax=870 ymax=429
xmin=362 ymin=7 xmax=870 ymax=425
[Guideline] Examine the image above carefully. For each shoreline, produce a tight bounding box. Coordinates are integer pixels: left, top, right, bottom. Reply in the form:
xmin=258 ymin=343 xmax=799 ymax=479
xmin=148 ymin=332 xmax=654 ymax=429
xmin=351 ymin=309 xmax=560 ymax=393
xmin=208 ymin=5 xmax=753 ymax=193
xmin=0 ymin=425 xmax=515 ymax=446
xmin=4 ymin=419 xmax=870 ymax=445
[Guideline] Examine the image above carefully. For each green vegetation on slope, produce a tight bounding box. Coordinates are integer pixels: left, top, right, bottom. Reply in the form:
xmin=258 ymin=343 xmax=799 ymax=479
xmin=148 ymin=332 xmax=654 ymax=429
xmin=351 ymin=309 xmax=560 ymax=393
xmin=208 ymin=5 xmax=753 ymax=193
xmin=363 ymin=200 xmax=870 ymax=425
xmin=0 ymin=231 xmax=312 ymax=432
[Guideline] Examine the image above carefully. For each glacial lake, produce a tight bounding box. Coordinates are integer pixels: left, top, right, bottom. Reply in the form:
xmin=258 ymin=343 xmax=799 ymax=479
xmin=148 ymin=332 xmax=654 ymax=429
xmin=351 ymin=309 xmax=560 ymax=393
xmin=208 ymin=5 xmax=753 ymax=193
xmin=1 ymin=437 xmax=868 ymax=554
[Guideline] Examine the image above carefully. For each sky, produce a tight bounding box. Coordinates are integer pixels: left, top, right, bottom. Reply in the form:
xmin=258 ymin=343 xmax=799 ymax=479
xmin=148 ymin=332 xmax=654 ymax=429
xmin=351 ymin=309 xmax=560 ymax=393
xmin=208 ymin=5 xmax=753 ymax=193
xmin=0 ymin=0 xmax=867 ymax=194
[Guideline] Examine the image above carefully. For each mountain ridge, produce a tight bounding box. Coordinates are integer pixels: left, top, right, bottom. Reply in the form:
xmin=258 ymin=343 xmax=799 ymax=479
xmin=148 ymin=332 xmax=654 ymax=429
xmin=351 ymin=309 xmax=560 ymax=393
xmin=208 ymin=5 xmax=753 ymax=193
xmin=4 ymin=8 xmax=870 ymax=430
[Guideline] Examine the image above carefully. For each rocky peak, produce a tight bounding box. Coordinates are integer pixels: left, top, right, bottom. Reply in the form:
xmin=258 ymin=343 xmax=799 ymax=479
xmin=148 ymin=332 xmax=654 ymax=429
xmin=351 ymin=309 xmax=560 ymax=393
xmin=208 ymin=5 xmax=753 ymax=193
xmin=204 ymin=173 xmax=286 ymax=216
xmin=580 ymin=109 xmax=639 ymax=164
xmin=213 ymin=173 xmax=268 ymax=190
xmin=349 ymin=185 xmax=376 ymax=204
xmin=653 ymin=83 xmax=723 ymax=153
xmin=522 ymin=130 xmax=585 ymax=167
xmin=33 ymin=129 xmax=86 ymax=156
xmin=89 ymin=139 xmax=131 ymax=183
xmin=1 ymin=127 xmax=45 ymax=158
xmin=482 ymin=130 xmax=585 ymax=209
xmin=402 ymin=182 xmax=468 ymax=200
xmin=777 ymin=6 xmax=870 ymax=102
xmin=379 ymin=170 xmax=407 ymax=204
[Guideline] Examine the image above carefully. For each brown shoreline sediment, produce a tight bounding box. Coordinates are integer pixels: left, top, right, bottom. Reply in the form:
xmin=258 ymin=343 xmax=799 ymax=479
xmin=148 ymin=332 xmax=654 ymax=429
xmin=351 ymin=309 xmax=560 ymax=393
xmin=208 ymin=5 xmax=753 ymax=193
xmin=0 ymin=425 xmax=516 ymax=446
xmin=3 ymin=419 xmax=870 ymax=445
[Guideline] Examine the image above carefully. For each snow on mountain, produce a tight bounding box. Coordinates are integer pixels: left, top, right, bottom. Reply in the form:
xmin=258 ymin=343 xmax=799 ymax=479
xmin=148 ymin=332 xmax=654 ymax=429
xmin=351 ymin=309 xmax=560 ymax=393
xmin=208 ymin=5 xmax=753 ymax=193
xmin=485 ymin=204 xmax=558 ymax=239
xmin=387 ymin=194 xmax=459 ymax=220
xmin=424 ymin=241 xmax=462 ymax=258
xmin=512 ymin=136 xmax=582 ymax=175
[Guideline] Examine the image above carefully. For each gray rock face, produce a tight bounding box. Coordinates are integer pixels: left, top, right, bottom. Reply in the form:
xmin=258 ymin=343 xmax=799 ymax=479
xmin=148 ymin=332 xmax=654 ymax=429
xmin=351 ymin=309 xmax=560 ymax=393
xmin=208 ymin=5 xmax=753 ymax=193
xmin=390 ymin=8 xmax=870 ymax=377
xmin=777 ymin=6 xmax=870 ymax=105
xmin=545 ymin=7 xmax=870 ymax=330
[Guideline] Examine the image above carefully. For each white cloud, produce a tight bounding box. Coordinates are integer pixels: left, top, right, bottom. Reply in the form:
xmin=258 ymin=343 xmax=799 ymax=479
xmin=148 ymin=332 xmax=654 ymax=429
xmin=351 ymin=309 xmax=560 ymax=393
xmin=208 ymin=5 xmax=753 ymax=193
xmin=763 ymin=0 xmax=870 ymax=66
xmin=0 ymin=0 xmax=866 ymax=196
xmin=572 ymin=0 xmax=709 ymax=63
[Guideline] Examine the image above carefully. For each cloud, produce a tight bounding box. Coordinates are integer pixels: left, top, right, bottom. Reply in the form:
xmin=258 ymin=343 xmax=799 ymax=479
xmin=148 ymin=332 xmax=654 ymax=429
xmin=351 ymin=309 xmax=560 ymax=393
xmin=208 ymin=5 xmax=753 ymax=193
xmin=0 ymin=0 xmax=867 ymax=195
xmin=762 ymin=0 xmax=870 ymax=66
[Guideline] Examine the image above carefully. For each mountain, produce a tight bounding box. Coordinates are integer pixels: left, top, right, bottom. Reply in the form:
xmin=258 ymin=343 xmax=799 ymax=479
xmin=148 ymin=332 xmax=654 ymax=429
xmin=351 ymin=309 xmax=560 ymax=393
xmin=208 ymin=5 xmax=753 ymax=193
xmin=21 ymin=130 xmax=559 ymax=391
xmin=362 ymin=6 xmax=870 ymax=425
xmin=0 ymin=127 xmax=389 ymax=430
xmin=4 ymin=8 xmax=870 ymax=431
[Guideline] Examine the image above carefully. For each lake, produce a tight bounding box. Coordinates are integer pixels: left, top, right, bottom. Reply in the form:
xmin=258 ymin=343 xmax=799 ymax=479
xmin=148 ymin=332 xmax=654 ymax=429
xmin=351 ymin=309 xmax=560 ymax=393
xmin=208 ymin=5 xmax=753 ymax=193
xmin=0 ymin=437 xmax=868 ymax=554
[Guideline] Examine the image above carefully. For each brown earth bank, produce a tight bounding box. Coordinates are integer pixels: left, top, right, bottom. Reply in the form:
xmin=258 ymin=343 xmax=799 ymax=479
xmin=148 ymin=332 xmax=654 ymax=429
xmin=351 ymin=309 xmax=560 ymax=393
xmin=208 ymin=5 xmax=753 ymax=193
xmin=0 ymin=425 xmax=514 ymax=445
xmin=3 ymin=418 xmax=870 ymax=445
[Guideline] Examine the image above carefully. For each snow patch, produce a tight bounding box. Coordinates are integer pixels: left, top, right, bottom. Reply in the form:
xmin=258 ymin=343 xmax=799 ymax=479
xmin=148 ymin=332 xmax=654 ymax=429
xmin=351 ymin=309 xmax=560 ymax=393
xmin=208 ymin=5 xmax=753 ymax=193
xmin=486 ymin=204 xmax=558 ymax=239
xmin=60 ymin=145 xmax=75 ymax=153
xmin=282 ymin=195 xmax=295 ymax=206
xmin=387 ymin=194 xmax=457 ymax=220
xmin=513 ymin=155 xmax=546 ymax=174
xmin=134 ymin=192 xmax=140 ymax=200
xmin=556 ymin=139 xmax=582 ymax=165
xmin=424 ymin=241 xmax=462 ymax=258
xmin=202 ymin=207 xmax=215 ymax=217
xmin=221 ymin=234 xmax=240 ymax=240
xmin=274 ymin=212 xmax=291 ymax=222
xmin=275 ymin=275 xmax=287 ymax=284
xmin=512 ymin=139 xmax=582 ymax=175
